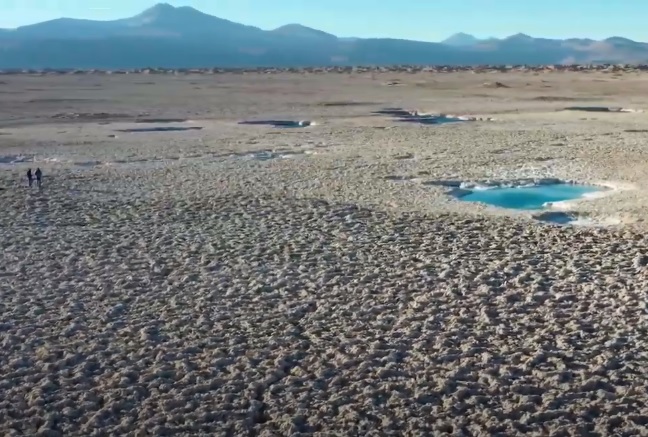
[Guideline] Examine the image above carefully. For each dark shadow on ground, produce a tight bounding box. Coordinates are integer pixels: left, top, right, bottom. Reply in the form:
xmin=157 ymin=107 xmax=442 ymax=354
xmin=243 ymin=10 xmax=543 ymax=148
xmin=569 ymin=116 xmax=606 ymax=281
xmin=317 ymin=101 xmax=378 ymax=107
xmin=117 ymin=127 xmax=203 ymax=132
xmin=563 ymin=106 xmax=622 ymax=112
xmin=371 ymin=108 xmax=413 ymax=117
xmin=135 ymin=118 xmax=189 ymax=123
xmin=239 ymin=120 xmax=312 ymax=128
xmin=532 ymin=96 xmax=595 ymax=102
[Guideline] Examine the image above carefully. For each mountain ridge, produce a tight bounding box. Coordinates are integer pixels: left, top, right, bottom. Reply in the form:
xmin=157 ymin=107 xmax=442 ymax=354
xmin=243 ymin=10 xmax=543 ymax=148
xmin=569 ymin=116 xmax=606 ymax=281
xmin=270 ymin=24 xmax=338 ymax=41
xmin=1 ymin=3 xmax=647 ymax=69
xmin=442 ymin=32 xmax=481 ymax=47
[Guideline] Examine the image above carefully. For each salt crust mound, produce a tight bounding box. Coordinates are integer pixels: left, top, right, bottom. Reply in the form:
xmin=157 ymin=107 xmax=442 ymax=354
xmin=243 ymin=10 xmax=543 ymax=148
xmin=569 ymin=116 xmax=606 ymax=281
xmin=3 ymin=184 xmax=648 ymax=435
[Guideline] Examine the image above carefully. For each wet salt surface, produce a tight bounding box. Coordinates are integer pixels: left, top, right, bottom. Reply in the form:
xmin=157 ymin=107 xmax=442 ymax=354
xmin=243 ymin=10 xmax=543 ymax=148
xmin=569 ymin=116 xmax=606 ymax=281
xmin=534 ymin=211 xmax=623 ymax=227
xmin=533 ymin=211 xmax=576 ymax=225
xmin=372 ymin=108 xmax=480 ymax=125
xmin=0 ymin=154 xmax=32 ymax=164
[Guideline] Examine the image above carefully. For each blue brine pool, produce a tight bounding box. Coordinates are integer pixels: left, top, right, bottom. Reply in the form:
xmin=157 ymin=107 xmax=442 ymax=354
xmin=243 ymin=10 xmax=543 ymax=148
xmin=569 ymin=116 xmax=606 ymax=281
xmin=459 ymin=183 xmax=602 ymax=210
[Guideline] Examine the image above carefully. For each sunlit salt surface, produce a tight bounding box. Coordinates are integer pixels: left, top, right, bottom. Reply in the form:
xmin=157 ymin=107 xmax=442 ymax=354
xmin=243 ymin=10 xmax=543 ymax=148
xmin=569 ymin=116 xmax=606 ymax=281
xmin=459 ymin=183 xmax=602 ymax=210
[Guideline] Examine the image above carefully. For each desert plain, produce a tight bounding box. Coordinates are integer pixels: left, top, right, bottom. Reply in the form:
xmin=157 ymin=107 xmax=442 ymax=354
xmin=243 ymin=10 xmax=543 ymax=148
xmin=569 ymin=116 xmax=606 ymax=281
xmin=2 ymin=70 xmax=648 ymax=436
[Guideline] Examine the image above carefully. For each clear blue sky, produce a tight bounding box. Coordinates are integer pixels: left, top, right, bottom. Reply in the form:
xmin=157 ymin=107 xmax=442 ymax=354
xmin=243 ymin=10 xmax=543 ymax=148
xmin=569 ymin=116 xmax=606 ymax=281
xmin=0 ymin=0 xmax=646 ymax=41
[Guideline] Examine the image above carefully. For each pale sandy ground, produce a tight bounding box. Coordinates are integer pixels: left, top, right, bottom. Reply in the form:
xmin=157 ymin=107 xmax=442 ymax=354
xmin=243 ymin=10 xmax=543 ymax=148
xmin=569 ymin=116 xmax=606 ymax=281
xmin=2 ymin=72 xmax=648 ymax=435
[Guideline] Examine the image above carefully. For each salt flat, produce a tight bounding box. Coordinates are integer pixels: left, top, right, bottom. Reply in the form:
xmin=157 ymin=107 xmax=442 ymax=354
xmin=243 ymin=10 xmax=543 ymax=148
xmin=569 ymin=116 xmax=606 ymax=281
xmin=2 ymin=71 xmax=648 ymax=436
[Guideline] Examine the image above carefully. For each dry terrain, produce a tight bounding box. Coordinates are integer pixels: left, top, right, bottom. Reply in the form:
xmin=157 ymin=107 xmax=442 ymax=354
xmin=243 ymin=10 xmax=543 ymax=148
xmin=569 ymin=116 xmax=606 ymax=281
xmin=2 ymin=71 xmax=648 ymax=436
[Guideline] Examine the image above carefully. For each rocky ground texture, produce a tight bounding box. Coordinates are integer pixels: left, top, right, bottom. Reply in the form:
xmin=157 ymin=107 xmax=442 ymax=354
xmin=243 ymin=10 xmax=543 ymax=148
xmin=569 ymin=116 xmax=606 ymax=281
xmin=2 ymin=72 xmax=648 ymax=436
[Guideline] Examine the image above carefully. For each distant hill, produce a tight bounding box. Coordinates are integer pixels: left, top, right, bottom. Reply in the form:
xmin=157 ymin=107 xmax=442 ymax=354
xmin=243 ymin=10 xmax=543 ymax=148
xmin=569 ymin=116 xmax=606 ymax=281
xmin=270 ymin=24 xmax=338 ymax=41
xmin=441 ymin=33 xmax=481 ymax=47
xmin=1 ymin=3 xmax=648 ymax=68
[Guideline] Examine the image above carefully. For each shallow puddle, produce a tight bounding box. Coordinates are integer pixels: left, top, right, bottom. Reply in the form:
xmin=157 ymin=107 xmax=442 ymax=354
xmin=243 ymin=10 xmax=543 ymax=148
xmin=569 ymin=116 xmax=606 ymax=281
xmin=239 ymin=120 xmax=313 ymax=128
xmin=135 ymin=118 xmax=189 ymax=123
xmin=397 ymin=115 xmax=467 ymax=125
xmin=117 ymin=127 xmax=203 ymax=133
xmin=373 ymin=108 xmax=472 ymax=125
xmin=0 ymin=154 xmax=33 ymax=164
xmin=563 ymin=106 xmax=640 ymax=113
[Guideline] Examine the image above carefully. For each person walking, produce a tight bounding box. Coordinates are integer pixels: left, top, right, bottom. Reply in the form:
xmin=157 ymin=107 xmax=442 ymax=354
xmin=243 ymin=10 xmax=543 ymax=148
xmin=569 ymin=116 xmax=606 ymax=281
xmin=35 ymin=168 xmax=42 ymax=189
xmin=26 ymin=168 xmax=33 ymax=187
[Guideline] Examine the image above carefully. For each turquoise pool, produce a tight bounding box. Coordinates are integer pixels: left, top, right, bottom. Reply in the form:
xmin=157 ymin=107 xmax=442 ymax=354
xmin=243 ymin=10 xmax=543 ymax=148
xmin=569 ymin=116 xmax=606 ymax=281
xmin=459 ymin=183 xmax=602 ymax=210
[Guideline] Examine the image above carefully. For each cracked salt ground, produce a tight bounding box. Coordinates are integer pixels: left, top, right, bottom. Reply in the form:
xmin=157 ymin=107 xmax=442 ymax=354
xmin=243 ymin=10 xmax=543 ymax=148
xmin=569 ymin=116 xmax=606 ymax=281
xmin=52 ymin=147 xmax=320 ymax=169
xmin=6 ymin=70 xmax=648 ymax=435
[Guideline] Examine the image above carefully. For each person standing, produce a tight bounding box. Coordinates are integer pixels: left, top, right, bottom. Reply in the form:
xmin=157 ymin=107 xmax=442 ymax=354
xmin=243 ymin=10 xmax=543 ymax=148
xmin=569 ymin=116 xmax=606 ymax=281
xmin=35 ymin=168 xmax=42 ymax=189
xmin=26 ymin=168 xmax=33 ymax=187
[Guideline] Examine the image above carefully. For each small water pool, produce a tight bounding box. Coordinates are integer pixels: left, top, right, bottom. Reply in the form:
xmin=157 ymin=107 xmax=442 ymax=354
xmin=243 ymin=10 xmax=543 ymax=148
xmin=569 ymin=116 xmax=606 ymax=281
xmin=239 ymin=120 xmax=313 ymax=128
xmin=398 ymin=115 xmax=467 ymax=125
xmin=117 ymin=127 xmax=203 ymax=133
xmin=459 ymin=183 xmax=602 ymax=210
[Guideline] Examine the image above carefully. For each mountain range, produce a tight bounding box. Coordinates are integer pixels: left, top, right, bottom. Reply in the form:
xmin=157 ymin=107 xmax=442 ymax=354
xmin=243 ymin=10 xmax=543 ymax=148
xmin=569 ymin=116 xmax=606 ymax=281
xmin=0 ymin=3 xmax=647 ymax=69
